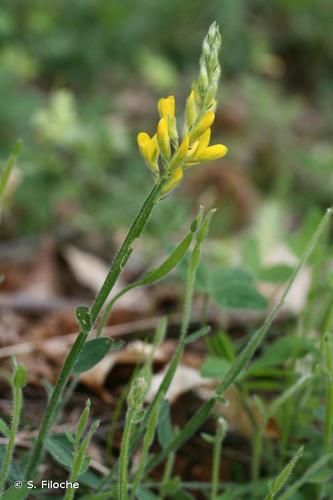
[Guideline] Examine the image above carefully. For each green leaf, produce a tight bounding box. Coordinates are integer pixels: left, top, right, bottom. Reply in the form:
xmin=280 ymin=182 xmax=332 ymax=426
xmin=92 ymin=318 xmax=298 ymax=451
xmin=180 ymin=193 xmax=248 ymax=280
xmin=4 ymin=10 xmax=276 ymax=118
xmin=63 ymin=425 xmax=75 ymax=445
xmin=184 ymin=326 xmax=211 ymax=344
xmin=0 ymin=142 xmax=21 ymax=202
xmin=201 ymin=432 xmax=214 ymax=444
xmin=79 ymin=456 xmax=91 ymax=476
xmin=132 ymin=409 xmax=146 ymax=424
xmin=201 ymin=357 xmax=231 ymax=379
xmin=12 ymin=364 xmax=27 ymax=389
xmin=137 ymin=487 xmax=159 ymax=500
xmin=210 ymin=268 xmax=254 ymax=287
xmin=192 ymin=267 xmax=267 ymax=310
xmin=45 ymin=436 xmax=73 ymax=471
xmin=171 ymin=489 xmax=196 ymax=500
xmin=73 ymin=337 xmax=124 ymax=374
xmin=206 ymin=331 xmax=236 ymax=361
xmin=287 ymin=208 xmax=323 ymax=258
xmin=138 ymin=233 xmax=192 ymax=286
xmin=157 ymin=400 xmax=173 ymax=449
xmin=258 ymin=264 xmax=294 ymax=283
xmin=211 ymin=282 xmax=268 ymax=310
xmin=0 ymin=418 xmax=10 ymax=438
xmin=249 ymin=335 xmax=315 ymax=374
xmin=241 ymin=235 xmax=261 ymax=274
xmin=161 ymin=476 xmax=181 ymax=496
xmin=75 ymin=400 xmax=91 ymax=444
xmin=1 ymin=484 xmax=29 ymax=500
xmin=76 ymin=306 xmax=92 ymax=332
xmin=307 ymin=468 xmax=332 ymax=484
xmin=264 ymin=445 xmax=304 ymax=499
xmin=0 ymin=446 xmax=24 ymax=480
xmin=281 ymin=452 xmax=333 ymax=499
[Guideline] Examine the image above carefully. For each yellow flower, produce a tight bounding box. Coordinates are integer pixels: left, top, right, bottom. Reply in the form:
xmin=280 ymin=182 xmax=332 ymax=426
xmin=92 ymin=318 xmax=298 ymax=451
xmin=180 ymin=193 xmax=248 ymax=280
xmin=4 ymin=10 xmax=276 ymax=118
xmin=158 ymin=96 xmax=175 ymax=120
xmin=185 ymin=127 xmax=228 ymax=166
xmin=189 ymin=111 xmax=215 ymax=143
xmin=158 ymin=95 xmax=178 ymax=143
xmin=193 ymin=144 xmax=228 ymax=161
xmin=162 ymin=166 xmax=183 ymax=193
xmin=137 ymin=132 xmax=159 ymax=175
xmin=157 ymin=118 xmax=171 ymax=159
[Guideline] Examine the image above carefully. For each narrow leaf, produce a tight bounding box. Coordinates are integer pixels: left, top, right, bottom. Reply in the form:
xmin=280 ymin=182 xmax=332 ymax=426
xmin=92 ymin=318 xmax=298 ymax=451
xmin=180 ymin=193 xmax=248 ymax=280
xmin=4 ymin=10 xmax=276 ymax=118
xmin=184 ymin=326 xmax=211 ymax=344
xmin=138 ymin=233 xmax=193 ymax=286
xmin=264 ymin=445 xmax=304 ymax=499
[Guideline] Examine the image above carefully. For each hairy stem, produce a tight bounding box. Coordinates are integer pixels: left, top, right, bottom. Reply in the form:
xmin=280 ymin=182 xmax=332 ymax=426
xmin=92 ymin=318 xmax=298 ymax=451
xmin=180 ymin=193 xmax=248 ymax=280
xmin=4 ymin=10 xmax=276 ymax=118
xmin=25 ymin=179 xmax=165 ymax=479
xmin=0 ymin=386 xmax=22 ymax=494
xmin=211 ymin=420 xmax=226 ymax=500
xmin=118 ymin=407 xmax=136 ymax=500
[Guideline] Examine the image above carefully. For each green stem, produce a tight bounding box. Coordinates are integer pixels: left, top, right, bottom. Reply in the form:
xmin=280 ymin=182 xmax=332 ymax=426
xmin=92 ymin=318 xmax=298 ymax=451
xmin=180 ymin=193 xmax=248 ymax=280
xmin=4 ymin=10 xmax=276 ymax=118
xmin=25 ymin=330 xmax=88 ymax=479
xmin=324 ymin=377 xmax=333 ymax=453
xmin=251 ymin=426 xmax=265 ymax=481
xmin=118 ymin=406 xmax=136 ymax=500
xmin=25 ymin=180 xmax=165 ymax=479
xmin=90 ymin=181 xmax=163 ymax=325
xmin=160 ymin=451 xmax=175 ymax=499
xmin=323 ymin=332 xmax=333 ymax=453
xmin=211 ymin=420 xmax=226 ymax=500
xmin=0 ymin=386 xmax=22 ymax=494
xmin=64 ymin=445 xmax=86 ymax=500
xmin=130 ymin=405 xmax=159 ymax=499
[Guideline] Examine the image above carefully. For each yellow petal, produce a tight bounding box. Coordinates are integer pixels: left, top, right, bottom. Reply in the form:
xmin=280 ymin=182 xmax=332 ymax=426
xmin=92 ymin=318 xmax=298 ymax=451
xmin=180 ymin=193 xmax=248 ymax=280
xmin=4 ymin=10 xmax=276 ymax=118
xmin=190 ymin=111 xmax=215 ymax=143
xmin=196 ymin=128 xmax=211 ymax=155
xmin=157 ymin=118 xmax=171 ymax=159
xmin=195 ymin=144 xmax=228 ymax=161
xmin=147 ymin=134 xmax=159 ymax=163
xmin=177 ymin=134 xmax=190 ymax=161
xmin=137 ymin=132 xmax=151 ymax=158
xmin=137 ymin=131 xmax=150 ymax=147
xmin=169 ymin=134 xmax=190 ymax=170
xmin=158 ymin=95 xmax=175 ymax=119
xmin=162 ymin=167 xmax=183 ymax=193
xmin=137 ymin=132 xmax=159 ymax=175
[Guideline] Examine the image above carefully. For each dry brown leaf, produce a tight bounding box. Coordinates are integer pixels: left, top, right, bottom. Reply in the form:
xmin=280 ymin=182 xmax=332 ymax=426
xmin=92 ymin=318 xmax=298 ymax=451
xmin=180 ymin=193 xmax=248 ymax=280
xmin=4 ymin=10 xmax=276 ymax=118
xmin=79 ymin=340 xmax=169 ymax=400
xmin=259 ymin=243 xmax=311 ymax=315
xmin=146 ymin=363 xmax=215 ymax=403
xmin=63 ymin=245 xmax=111 ymax=294
xmin=63 ymin=245 xmax=151 ymax=311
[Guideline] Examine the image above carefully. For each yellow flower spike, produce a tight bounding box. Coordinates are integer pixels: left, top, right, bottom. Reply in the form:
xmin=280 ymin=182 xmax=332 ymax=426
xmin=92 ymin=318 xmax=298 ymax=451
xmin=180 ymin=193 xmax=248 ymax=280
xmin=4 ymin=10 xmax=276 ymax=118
xmin=189 ymin=111 xmax=215 ymax=143
xmin=157 ymin=118 xmax=171 ymax=159
xmin=194 ymin=144 xmax=228 ymax=162
xmin=185 ymin=90 xmax=196 ymax=129
xmin=162 ymin=166 xmax=183 ymax=193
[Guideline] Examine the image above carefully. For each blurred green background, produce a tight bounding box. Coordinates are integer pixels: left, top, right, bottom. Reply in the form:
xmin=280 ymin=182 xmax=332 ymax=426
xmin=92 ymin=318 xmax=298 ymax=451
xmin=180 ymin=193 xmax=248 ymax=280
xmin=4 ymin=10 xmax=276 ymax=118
xmin=0 ymin=0 xmax=332 ymax=244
